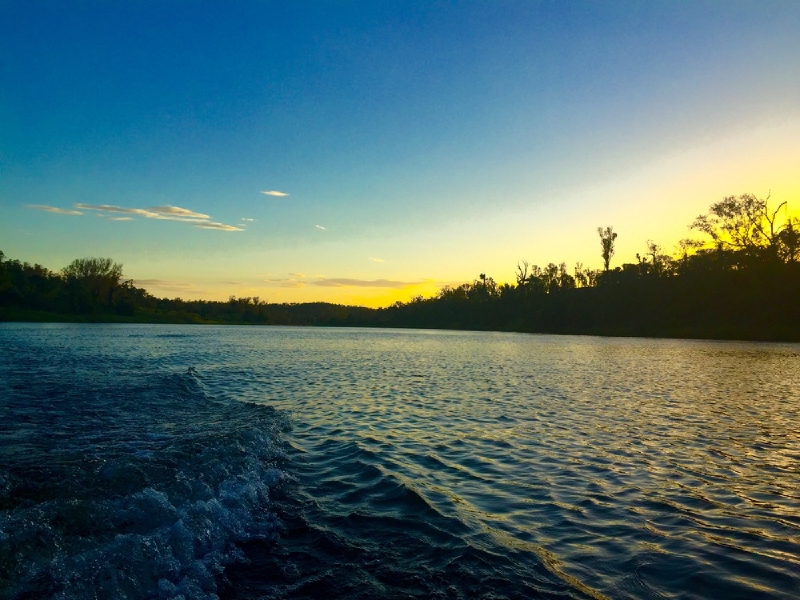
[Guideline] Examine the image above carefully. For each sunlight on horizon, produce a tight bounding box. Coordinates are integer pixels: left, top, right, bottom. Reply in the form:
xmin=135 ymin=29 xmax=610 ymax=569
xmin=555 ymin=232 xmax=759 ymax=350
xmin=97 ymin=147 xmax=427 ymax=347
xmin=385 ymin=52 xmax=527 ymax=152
xmin=2 ymin=2 xmax=798 ymax=308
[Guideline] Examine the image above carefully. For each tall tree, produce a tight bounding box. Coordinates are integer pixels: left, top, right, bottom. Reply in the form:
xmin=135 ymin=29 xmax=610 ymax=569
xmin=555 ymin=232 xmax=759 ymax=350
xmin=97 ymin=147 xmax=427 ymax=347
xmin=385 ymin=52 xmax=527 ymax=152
xmin=515 ymin=260 xmax=529 ymax=286
xmin=690 ymin=194 xmax=795 ymax=262
xmin=598 ymin=226 xmax=618 ymax=271
xmin=62 ymin=257 xmax=124 ymax=310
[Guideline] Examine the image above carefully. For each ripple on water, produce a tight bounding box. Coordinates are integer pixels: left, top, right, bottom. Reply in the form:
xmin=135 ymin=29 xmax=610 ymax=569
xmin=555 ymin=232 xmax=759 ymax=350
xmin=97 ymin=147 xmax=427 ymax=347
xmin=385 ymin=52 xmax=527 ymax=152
xmin=1 ymin=325 xmax=799 ymax=599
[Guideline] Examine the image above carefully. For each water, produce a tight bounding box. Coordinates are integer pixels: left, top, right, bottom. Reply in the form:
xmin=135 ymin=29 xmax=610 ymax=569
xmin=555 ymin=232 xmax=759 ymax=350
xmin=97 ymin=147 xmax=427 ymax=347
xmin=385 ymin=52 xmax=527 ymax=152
xmin=1 ymin=324 xmax=798 ymax=599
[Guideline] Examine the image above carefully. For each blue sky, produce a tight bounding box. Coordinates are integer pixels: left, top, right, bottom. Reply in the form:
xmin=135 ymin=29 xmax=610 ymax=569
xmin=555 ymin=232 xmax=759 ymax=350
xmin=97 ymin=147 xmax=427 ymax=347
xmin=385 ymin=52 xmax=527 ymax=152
xmin=2 ymin=1 xmax=799 ymax=305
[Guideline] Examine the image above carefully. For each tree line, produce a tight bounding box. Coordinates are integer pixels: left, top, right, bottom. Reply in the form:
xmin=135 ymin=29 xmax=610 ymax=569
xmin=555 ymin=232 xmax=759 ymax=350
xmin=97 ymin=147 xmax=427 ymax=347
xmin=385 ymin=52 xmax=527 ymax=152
xmin=0 ymin=253 xmax=373 ymax=325
xmin=2 ymin=193 xmax=799 ymax=340
xmin=377 ymin=193 xmax=800 ymax=340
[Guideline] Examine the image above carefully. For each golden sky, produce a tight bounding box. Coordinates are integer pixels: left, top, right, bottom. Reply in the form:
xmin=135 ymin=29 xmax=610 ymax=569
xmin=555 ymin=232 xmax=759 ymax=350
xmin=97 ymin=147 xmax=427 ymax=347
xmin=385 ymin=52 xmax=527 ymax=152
xmin=3 ymin=2 xmax=799 ymax=307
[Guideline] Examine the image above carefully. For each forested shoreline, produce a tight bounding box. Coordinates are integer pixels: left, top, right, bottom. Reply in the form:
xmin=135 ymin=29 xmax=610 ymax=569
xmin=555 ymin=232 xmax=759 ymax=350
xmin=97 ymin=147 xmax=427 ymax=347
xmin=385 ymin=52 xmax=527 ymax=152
xmin=3 ymin=194 xmax=799 ymax=341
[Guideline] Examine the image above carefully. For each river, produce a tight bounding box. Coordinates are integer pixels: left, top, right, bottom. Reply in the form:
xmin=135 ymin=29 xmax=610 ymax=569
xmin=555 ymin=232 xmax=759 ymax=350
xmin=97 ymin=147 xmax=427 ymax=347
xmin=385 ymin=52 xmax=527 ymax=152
xmin=1 ymin=324 xmax=798 ymax=599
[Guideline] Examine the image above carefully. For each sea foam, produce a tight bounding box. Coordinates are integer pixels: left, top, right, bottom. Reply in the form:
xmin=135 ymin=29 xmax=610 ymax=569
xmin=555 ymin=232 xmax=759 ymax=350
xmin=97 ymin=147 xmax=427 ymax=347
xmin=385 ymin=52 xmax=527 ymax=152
xmin=0 ymin=367 xmax=289 ymax=600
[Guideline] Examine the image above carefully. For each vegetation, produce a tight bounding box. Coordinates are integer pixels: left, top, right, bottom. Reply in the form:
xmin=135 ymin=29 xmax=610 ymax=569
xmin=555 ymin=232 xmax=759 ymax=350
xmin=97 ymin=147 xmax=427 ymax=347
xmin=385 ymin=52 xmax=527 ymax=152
xmin=598 ymin=226 xmax=618 ymax=272
xmin=2 ymin=194 xmax=799 ymax=341
xmin=0 ymin=252 xmax=374 ymax=326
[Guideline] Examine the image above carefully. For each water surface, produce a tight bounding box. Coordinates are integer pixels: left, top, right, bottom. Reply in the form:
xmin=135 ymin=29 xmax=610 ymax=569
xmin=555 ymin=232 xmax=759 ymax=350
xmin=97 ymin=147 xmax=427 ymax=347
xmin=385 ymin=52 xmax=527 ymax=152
xmin=1 ymin=324 xmax=798 ymax=599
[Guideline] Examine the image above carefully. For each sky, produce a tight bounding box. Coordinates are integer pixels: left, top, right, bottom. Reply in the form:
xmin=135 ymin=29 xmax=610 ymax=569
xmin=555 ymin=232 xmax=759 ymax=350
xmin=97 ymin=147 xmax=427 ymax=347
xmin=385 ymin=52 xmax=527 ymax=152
xmin=2 ymin=1 xmax=799 ymax=307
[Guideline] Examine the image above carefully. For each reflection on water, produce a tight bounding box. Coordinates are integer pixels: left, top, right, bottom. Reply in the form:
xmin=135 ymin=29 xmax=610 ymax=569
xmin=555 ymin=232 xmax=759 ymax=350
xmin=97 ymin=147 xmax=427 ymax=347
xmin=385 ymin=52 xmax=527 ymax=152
xmin=1 ymin=324 xmax=799 ymax=599
xmin=253 ymin=330 xmax=800 ymax=599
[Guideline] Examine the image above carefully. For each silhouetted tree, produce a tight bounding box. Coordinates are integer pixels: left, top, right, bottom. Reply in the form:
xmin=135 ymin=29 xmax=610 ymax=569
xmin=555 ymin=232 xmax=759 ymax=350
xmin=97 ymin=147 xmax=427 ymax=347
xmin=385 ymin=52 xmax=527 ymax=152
xmin=4 ymin=197 xmax=800 ymax=342
xmin=515 ymin=261 xmax=529 ymax=286
xmin=643 ymin=240 xmax=673 ymax=276
xmin=777 ymin=220 xmax=800 ymax=263
xmin=690 ymin=194 xmax=797 ymax=263
xmin=62 ymin=257 xmax=124 ymax=311
xmin=574 ymin=262 xmax=600 ymax=287
xmin=0 ymin=250 xmax=18 ymax=305
xmin=574 ymin=262 xmax=587 ymax=287
xmin=598 ymin=226 xmax=618 ymax=271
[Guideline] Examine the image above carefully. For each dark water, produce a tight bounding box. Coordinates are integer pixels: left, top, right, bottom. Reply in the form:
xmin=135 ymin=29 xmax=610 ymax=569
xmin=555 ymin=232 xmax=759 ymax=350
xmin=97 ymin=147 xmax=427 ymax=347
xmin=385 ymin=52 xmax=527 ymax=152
xmin=1 ymin=324 xmax=798 ymax=599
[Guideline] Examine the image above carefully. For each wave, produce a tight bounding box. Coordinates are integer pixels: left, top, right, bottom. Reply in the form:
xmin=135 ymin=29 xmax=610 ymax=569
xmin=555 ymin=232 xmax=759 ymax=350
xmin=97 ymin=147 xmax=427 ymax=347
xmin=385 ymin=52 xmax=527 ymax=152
xmin=222 ymin=434 xmax=597 ymax=600
xmin=4 ymin=325 xmax=799 ymax=599
xmin=0 ymin=368 xmax=290 ymax=600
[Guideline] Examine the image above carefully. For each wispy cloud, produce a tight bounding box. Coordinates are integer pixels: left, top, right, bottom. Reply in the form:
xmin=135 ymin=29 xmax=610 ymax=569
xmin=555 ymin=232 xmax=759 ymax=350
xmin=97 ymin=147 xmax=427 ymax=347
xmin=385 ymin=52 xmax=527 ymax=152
xmin=74 ymin=203 xmax=242 ymax=231
xmin=26 ymin=204 xmax=83 ymax=215
xmin=315 ymin=224 xmax=326 ymax=230
xmin=240 ymin=217 xmax=255 ymax=222
xmin=261 ymin=190 xmax=289 ymax=197
xmin=147 ymin=205 xmax=210 ymax=219
xmin=194 ymin=221 xmax=244 ymax=231
xmin=78 ymin=203 xmax=208 ymax=221
xmin=97 ymin=215 xmax=133 ymax=221
xmin=370 ymin=257 xmax=385 ymax=263
xmin=75 ymin=203 xmax=158 ymax=217
xmin=311 ymin=278 xmax=416 ymax=289
xmin=264 ymin=274 xmax=306 ymax=288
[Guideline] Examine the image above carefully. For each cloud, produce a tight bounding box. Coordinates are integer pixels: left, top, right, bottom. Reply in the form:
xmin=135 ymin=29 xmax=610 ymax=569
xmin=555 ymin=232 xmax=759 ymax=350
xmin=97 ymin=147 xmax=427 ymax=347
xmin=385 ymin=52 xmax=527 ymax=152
xmin=147 ymin=205 xmax=210 ymax=219
xmin=311 ymin=278 xmax=416 ymax=289
xmin=97 ymin=215 xmax=133 ymax=221
xmin=315 ymin=224 xmax=326 ymax=230
xmin=264 ymin=276 xmax=305 ymax=288
xmin=261 ymin=190 xmax=288 ymax=197
xmin=194 ymin=221 xmax=244 ymax=231
xmin=75 ymin=203 xmax=159 ymax=217
xmin=370 ymin=257 xmax=385 ymax=263
xmin=26 ymin=204 xmax=83 ymax=215
xmin=74 ymin=203 xmax=242 ymax=231
xmin=240 ymin=217 xmax=255 ymax=222
xmin=263 ymin=272 xmax=309 ymax=288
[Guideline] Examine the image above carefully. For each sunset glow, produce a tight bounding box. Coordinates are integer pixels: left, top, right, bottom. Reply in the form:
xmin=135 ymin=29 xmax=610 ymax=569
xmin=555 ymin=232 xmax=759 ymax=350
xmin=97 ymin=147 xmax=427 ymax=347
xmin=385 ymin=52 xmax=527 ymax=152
xmin=2 ymin=2 xmax=798 ymax=307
